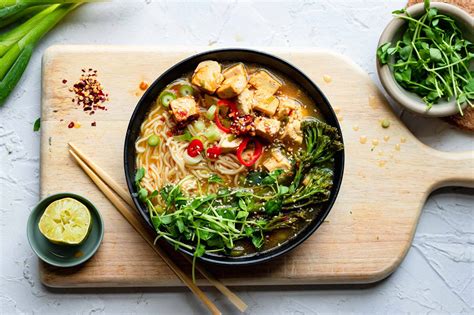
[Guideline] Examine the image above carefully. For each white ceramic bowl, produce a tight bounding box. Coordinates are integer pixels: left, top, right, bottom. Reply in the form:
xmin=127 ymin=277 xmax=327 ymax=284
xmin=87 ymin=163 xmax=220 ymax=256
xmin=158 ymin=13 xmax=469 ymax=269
xmin=377 ymin=2 xmax=474 ymax=117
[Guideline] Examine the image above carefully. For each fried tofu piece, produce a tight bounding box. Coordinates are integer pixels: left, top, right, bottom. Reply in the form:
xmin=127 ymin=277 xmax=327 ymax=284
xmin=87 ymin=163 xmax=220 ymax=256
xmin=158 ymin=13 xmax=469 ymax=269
xmin=281 ymin=119 xmax=303 ymax=144
xmin=216 ymin=64 xmax=248 ymax=99
xmin=254 ymin=117 xmax=281 ymax=141
xmin=223 ymin=63 xmax=247 ymax=79
xmin=216 ymin=76 xmax=248 ymax=99
xmin=170 ymin=96 xmax=199 ymax=123
xmin=249 ymin=70 xmax=281 ymax=100
xmin=237 ymin=88 xmax=255 ymax=114
xmin=220 ymin=136 xmax=243 ymax=153
xmin=191 ymin=60 xmax=224 ymax=94
xmin=253 ymin=96 xmax=280 ymax=117
xmin=263 ymin=149 xmax=292 ymax=172
xmin=275 ymin=97 xmax=301 ymax=119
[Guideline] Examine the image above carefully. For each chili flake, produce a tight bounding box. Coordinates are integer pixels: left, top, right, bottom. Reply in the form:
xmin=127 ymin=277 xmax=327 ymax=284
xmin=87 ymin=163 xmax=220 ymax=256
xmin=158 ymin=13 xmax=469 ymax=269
xmin=70 ymin=68 xmax=109 ymax=115
xmin=68 ymin=122 xmax=75 ymax=128
xmin=139 ymin=81 xmax=149 ymax=90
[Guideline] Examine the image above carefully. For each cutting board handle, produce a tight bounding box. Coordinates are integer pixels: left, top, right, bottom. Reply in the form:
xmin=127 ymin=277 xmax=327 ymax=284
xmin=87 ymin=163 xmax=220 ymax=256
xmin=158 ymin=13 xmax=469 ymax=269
xmin=427 ymin=149 xmax=474 ymax=189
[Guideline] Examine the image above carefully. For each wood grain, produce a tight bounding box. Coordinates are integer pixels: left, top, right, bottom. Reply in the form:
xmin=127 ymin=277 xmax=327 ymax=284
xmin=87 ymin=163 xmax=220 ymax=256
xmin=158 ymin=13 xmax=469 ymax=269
xmin=39 ymin=46 xmax=474 ymax=287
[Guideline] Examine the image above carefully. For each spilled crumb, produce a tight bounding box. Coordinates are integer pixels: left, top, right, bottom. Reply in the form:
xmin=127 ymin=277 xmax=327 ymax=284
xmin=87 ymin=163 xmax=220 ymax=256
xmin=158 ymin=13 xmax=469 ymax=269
xmin=372 ymin=139 xmax=379 ymax=146
xmin=400 ymin=136 xmax=407 ymax=143
xmin=369 ymin=95 xmax=378 ymax=109
xmin=383 ymin=135 xmax=390 ymax=142
xmin=334 ymin=106 xmax=341 ymax=114
xmin=378 ymin=160 xmax=387 ymax=167
xmin=395 ymin=143 xmax=401 ymax=151
xmin=234 ymin=34 xmax=244 ymax=42
xmin=352 ymin=125 xmax=359 ymax=131
xmin=323 ymin=75 xmax=332 ymax=83
xmin=359 ymin=136 xmax=367 ymax=144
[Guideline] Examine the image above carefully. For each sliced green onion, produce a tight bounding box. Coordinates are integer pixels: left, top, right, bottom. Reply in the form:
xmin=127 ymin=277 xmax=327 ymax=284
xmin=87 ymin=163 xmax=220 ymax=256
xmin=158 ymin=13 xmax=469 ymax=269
xmin=159 ymin=91 xmax=176 ymax=108
xmin=205 ymin=105 xmax=217 ymax=120
xmin=147 ymin=134 xmax=160 ymax=146
xmin=179 ymin=85 xmax=193 ymax=97
xmin=193 ymin=120 xmax=205 ymax=132
xmin=204 ymin=124 xmax=221 ymax=142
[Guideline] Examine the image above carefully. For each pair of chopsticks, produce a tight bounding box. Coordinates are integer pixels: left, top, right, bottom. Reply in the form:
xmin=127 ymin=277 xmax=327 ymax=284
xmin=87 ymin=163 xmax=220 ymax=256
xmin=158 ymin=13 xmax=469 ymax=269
xmin=68 ymin=142 xmax=247 ymax=314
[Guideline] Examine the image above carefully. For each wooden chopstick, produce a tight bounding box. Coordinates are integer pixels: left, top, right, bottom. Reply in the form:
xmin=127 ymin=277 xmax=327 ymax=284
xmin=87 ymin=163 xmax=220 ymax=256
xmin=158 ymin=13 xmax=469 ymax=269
xmin=68 ymin=142 xmax=134 ymax=208
xmin=68 ymin=149 xmax=221 ymax=315
xmin=68 ymin=143 xmax=248 ymax=313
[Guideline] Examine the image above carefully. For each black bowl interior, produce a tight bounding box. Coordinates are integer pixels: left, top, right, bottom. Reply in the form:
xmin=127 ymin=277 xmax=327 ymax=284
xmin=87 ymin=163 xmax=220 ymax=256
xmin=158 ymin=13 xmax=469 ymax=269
xmin=124 ymin=48 xmax=344 ymax=265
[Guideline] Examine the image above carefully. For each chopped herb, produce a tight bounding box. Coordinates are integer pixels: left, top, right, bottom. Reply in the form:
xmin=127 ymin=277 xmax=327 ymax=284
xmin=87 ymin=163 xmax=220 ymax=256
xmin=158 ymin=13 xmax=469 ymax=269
xmin=33 ymin=118 xmax=40 ymax=131
xmin=208 ymin=174 xmax=224 ymax=184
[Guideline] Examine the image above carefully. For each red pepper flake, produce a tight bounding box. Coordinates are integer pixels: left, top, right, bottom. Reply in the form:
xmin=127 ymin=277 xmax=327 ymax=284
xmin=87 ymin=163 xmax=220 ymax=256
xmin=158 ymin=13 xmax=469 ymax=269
xmin=91 ymin=121 xmax=96 ymax=127
xmin=139 ymin=81 xmax=149 ymax=90
xmin=62 ymin=79 xmax=67 ymax=84
xmin=166 ymin=131 xmax=173 ymax=137
xmin=68 ymin=122 xmax=75 ymax=128
xmin=69 ymin=68 xmax=109 ymax=115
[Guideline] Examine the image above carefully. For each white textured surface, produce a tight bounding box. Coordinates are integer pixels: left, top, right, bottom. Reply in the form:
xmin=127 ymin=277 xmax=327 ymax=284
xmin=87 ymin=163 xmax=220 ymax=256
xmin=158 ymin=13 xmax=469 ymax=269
xmin=1 ymin=1 xmax=473 ymax=314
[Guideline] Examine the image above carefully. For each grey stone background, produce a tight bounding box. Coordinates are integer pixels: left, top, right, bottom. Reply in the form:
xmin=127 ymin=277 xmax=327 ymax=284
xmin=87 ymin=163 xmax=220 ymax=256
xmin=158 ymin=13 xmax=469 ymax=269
xmin=1 ymin=1 xmax=472 ymax=314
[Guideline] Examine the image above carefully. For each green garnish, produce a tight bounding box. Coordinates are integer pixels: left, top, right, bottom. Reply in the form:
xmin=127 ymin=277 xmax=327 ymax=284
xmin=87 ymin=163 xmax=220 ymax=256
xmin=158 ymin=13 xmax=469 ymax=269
xmin=376 ymin=0 xmax=474 ymax=114
xmin=179 ymin=85 xmax=193 ymax=97
xmin=147 ymin=134 xmax=160 ymax=146
xmin=208 ymin=174 xmax=224 ymax=184
xmin=174 ymin=129 xmax=192 ymax=142
xmin=33 ymin=117 xmax=40 ymax=131
xmin=136 ymin=118 xmax=343 ymax=282
xmin=159 ymin=91 xmax=177 ymax=108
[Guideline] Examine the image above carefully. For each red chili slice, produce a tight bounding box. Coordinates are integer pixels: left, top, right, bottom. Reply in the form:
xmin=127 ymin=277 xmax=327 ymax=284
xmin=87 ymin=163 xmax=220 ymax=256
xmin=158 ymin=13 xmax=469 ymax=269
xmin=214 ymin=100 xmax=239 ymax=133
xmin=187 ymin=139 xmax=204 ymax=157
xmin=237 ymin=137 xmax=263 ymax=167
xmin=206 ymin=145 xmax=222 ymax=159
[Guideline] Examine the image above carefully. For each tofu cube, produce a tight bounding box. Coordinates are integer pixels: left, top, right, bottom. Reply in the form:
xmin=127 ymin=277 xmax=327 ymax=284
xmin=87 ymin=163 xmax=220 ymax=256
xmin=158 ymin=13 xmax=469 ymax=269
xmin=191 ymin=60 xmax=224 ymax=94
xmin=275 ymin=97 xmax=301 ymax=119
xmin=253 ymin=96 xmax=280 ymax=117
xmin=237 ymin=88 xmax=255 ymax=114
xmin=220 ymin=136 xmax=243 ymax=153
xmin=170 ymin=96 xmax=199 ymax=123
xmin=216 ymin=75 xmax=248 ymax=99
xmin=216 ymin=64 xmax=248 ymax=99
xmin=254 ymin=117 xmax=281 ymax=141
xmin=223 ymin=63 xmax=247 ymax=79
xmin=263 ymin=150 xmax=292 ymax=172
xmin=281 ymin=119 xmax=303 ymax=144
xmin=249 ymin=70 xmax=281 ymax=100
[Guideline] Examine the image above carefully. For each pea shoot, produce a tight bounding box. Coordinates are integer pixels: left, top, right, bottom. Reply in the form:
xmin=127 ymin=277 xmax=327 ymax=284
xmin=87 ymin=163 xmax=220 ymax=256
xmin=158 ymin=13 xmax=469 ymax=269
xmin=377 ymin=0 xmax=474 ymax=115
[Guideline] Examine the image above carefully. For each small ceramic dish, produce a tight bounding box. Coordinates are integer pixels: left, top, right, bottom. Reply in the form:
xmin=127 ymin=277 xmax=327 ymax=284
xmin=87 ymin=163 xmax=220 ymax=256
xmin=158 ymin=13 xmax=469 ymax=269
xmin=377 ymin=2 xmax=474 ymax=117
xmin=27 ymin=193 xmax=104 ymax=268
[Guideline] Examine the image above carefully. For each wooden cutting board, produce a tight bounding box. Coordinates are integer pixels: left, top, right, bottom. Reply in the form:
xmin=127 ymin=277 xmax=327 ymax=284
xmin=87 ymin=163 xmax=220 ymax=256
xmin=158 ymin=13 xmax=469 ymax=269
xmin=39 ymin=45 xmax=474 ymax=287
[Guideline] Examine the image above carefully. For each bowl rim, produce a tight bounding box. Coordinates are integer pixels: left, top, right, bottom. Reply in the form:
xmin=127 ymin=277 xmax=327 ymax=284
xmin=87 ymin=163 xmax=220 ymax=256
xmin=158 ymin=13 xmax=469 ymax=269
xmin=123 ymin=48 xmax=345 ymax=265
xmin=376 ymin=2 xmax=473 ymax=117
xmin=26 ymin=192 xmax=104 ymax=268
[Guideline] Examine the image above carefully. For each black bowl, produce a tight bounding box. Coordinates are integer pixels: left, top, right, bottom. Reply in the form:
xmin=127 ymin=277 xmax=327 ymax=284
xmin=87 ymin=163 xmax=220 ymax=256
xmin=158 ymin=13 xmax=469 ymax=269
xmin=124 ymin=48 xmax=344 ymax=265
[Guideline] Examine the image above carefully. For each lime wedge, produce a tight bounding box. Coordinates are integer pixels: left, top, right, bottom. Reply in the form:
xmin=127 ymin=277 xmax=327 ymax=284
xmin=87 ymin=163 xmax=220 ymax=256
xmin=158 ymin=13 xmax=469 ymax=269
xmin=38 ymin=197 xmax=91 ymax=245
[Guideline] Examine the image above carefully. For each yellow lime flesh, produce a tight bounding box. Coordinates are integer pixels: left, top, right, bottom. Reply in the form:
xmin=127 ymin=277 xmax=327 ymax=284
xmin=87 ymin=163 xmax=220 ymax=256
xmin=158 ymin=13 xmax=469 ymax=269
xmin=38 ymin=197 xmax=91 ymax=245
